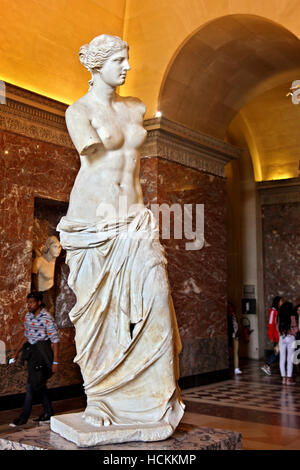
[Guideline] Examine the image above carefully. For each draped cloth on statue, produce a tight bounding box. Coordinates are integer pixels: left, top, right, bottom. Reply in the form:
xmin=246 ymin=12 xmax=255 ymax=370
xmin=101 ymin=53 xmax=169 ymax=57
xmin=57 ymin=208 xmax=185 ymax=429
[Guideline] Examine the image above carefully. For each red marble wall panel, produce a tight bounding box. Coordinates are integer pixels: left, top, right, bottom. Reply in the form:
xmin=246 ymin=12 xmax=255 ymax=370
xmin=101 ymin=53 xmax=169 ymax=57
xmin=1 ymin=131 xmax=78 ymax=200
xmin=139 ymin=157 xmax=158 ymax=207
xmin=0 ymin=129 xmax=81 ymax=395
xmin=156 ymin=159 xmax=227 ymax=340
xmin=140 ymin=157 xmax=228 ymax=376
xmin=262 ymin=202 xmax=300 ymax=336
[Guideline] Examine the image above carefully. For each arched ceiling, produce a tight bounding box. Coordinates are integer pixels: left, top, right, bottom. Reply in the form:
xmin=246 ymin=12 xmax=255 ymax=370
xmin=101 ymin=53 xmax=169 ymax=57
xmin=159 ymin=14 xmax=300 ymax=141
xmin=228 ymin=82 xmax=300 ymax=181
xmin=1 ymin=4 xmax=300 ymax=183
xmin=0 ymin=0 xmax=126 ymax=103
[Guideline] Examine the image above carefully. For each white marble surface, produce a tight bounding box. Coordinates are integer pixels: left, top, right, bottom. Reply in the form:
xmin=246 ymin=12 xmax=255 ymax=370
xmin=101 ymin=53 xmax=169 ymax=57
xmin=51 ymin=412 xmax=174 ymax=447
xmin=54 ymin=34 xmax=185 ymax=444
xmin=32 ymin=236 xmax=61 ymax=292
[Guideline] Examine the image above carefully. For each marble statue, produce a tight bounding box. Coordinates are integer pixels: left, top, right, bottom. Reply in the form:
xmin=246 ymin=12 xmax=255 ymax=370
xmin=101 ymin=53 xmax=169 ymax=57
xmin=32 ymin=236 xmax=61 ymax=314
xmin=287 ymin=80 xmax=300 ymax=104
xmin=51 ymin=34 xmax=185 ymax=446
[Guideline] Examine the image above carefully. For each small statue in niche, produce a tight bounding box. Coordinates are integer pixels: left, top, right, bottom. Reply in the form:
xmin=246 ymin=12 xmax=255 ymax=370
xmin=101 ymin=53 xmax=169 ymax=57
xmin=32 ymin=236 xmax=62 ymax=314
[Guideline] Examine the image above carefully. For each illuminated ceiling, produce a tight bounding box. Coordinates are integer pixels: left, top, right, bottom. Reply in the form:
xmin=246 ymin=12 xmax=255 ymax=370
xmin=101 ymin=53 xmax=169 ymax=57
xmin=159 ymin=14 xmax=300 ymax=181
xmin=0 ymin=0 xmax=126 ymax=103
xmin=159 ymin=15 xmax=300 ymax=139
xmin=228 ymin=82 xmax=300 ymax=181
xmin=1 ymin=3 xmax=300 ymax=181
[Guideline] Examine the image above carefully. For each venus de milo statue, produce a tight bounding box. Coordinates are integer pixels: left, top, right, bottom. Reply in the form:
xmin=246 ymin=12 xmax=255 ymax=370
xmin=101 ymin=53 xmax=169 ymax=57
xmin=51 ymin=34 xmax=185 ymax=446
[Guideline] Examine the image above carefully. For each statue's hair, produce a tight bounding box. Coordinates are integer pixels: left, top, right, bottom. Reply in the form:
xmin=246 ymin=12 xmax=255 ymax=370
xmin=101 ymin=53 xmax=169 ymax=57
xmin=42 ymin=236 xmax=60 ymax=255
xmin=79 ymin=34 xmax=128 ymax=73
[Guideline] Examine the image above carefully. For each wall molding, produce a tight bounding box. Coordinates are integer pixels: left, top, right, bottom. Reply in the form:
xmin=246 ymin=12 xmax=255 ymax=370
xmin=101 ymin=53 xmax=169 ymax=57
xmin=0 ymin=82 xmax=73 ymax=148
xmin=0 ymin=83 xmax=241 ymax=175
xmin=4 ymin=83 xmax=67 ymax=115
xmin=143 ymin=117 xmax=241 ymax=177
xmin=257 ymin=177 xmax=300 ymax=205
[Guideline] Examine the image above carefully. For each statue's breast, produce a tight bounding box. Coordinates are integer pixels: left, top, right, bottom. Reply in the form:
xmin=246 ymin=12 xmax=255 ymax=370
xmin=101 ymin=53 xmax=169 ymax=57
xmin=126 ymin=123 xmax=147 ymax=149
xmin=90 ymin=107 xmax=147 ymax=151
xmin=91 ymin=117 xmax=125 ymax=150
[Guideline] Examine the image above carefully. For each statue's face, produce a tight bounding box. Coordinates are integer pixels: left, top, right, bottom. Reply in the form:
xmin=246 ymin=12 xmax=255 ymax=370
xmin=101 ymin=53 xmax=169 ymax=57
xmin=49 ymin=241 xmax=61 ymax=258
xmin=99 ymin=48 xmax=130 ymax=87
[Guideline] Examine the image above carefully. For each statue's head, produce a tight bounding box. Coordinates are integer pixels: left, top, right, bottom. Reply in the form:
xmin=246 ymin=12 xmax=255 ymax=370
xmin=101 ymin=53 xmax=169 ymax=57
xmin=42 ymin=236 xmax=61 ymax=259
xmin=79 ymin=34 xmax=129 ymax=74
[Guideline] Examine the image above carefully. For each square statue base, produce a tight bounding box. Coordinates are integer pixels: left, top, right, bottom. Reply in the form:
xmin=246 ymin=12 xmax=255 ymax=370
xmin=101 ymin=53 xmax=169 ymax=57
xmin=0 ymin=421 xmax=242 ymax=450
xmin=50 ymin=412 xmax=174 ymax=447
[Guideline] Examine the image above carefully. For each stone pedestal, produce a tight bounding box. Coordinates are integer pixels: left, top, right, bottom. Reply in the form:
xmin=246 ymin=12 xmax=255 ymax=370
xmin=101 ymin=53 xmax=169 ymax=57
xmin=0 ymin=421 xmax=242 ymax=450
xmin=51 ymin=413 xmax=174 ymax=447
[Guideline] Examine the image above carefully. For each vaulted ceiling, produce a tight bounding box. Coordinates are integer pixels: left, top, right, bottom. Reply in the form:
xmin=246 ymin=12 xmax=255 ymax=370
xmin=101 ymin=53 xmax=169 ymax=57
xmin=159 ymin=15 xmax=300 ymax=180
xmin=1 ymin=3 xmax=300 ymax=181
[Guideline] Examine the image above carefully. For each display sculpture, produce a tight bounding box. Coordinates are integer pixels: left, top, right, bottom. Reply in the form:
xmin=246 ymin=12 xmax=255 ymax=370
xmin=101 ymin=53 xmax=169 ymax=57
xmin=51 ymin=34 xmax=185 ymax=447
xmin=32 ymin=236 xmax=61 ymax=314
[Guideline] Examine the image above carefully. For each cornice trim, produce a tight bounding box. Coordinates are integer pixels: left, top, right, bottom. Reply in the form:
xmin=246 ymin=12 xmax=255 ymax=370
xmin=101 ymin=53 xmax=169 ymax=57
xmin=142 ymin=117 xmax=241 ymax=177
xmin=0 ymin=82 xmax=73 ymax=148
xmin=0 ymin=83 xmax=242 ymax=173
xmin=257 ymin=177 xmax=300 ymax=204
xmin=5 ymin=83 xmax=67 ymax=115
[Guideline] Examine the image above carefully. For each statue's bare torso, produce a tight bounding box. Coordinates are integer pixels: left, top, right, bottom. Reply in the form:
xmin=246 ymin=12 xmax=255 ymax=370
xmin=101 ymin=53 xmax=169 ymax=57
xmin=66 ymin=92 xmax=147 ymax=222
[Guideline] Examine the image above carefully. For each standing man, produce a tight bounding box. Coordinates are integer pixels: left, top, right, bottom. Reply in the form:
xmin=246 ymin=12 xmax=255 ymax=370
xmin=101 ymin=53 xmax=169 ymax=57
xmin=10 ymin=292 xmax=60 ymax=426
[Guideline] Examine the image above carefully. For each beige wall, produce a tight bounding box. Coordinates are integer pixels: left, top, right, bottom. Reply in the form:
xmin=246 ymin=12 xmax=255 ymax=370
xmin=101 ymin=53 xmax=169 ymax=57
xmin=123 ymin=0 xmax=300 ymax=118
xmin=1 ymin=0 xmax=300 ymax=112
xmin=232 ymin=84 xmax=300 ymax=181
xmin=239 ymin=150 xmax=261 ymax=359
xmin=122 ymin=2 xmax=300 ymax=183
xmin=226 ymin=159 xmax=242 ymax=313
xmin=226 ymin=147 xmax=263 ymax=360
xmin=0 ymin=0 xmax=126 ymax=103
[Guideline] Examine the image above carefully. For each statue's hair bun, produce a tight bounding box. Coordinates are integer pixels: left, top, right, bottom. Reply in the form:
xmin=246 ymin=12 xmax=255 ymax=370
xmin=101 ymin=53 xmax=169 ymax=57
xmin=79 ymin=44 xmax=90 ymax=68
xmin=79 ymin=35 xmax=128 ymax=73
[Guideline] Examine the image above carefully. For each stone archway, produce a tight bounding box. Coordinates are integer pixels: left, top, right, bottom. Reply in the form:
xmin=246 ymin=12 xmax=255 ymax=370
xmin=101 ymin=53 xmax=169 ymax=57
xmin=157 ymin=14 xmax=300 ymax=361
xmin=159 ymin=14 xmax=300 ymax=141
